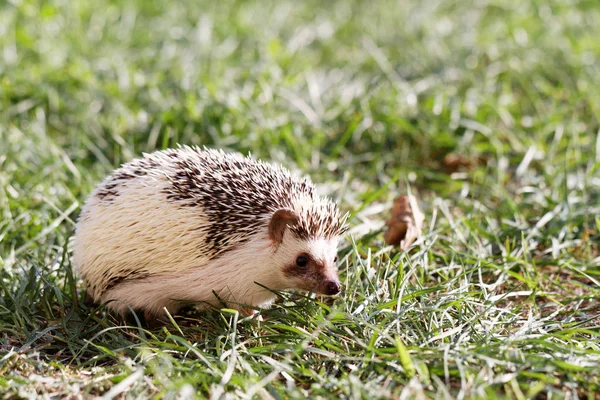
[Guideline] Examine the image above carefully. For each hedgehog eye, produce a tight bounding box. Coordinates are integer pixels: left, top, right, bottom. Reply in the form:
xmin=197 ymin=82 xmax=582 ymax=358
xmin=296 ymin=254 xmax=309 ymax=268
xmin=334 ymin=256 xmax=338 ymax=264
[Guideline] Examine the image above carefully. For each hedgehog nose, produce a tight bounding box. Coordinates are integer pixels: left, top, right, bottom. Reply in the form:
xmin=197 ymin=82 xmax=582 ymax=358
xmin=325 ymin=280 xmax=341 ymax=296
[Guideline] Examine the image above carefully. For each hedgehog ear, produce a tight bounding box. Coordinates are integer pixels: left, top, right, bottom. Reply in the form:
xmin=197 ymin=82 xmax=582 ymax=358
xmin=269 ymin=209 xmax=299 ymax=244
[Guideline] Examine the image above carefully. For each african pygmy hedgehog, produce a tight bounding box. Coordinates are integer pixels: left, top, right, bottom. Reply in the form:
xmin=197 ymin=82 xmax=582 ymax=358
xmin=73 ymin=146 xmax=348 ymax=322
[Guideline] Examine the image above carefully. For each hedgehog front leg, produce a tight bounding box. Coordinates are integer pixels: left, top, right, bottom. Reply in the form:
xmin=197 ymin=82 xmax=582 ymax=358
xmin=240 ymin=306 xmax=259 ymax=317
xmin=84 ymin=292 xmax=96 ymax=307
xmin=142 ymin=309 xmax=170 ymax=327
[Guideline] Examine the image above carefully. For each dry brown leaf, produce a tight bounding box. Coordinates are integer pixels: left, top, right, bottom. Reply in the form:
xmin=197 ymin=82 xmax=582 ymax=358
xmin=384 ymin=194 xmax=425 ymax=250
xmin=443 ymin=153 xmax=487 ymax=174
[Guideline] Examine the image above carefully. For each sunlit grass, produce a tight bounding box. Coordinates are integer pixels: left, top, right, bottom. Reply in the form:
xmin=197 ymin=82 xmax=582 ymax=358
xmin=1 ymin=0 xmax=599 ymax=398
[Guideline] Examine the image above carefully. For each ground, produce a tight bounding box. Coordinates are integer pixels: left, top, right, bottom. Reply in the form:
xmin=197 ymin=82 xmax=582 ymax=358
xmin=1 ymin=0 xmax=599 ymax=398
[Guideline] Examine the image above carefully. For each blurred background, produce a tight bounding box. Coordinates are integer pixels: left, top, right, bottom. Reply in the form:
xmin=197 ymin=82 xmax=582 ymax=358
xmin=3 ymin=0 xmax=600 ymax=257
xmin=0 ymin=0 xmax=600 ymax=260
xmin=1 ymin=0 xmax=599 ymax=260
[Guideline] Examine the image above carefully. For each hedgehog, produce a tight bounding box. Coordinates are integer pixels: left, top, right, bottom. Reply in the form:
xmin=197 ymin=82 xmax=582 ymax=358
xmin=73 ymin=146 xmax=348 ymax=323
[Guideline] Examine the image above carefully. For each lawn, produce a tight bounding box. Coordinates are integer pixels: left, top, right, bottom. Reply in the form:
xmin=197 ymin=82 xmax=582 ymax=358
xmin=1 ymin=0 xmax=600 ymax=398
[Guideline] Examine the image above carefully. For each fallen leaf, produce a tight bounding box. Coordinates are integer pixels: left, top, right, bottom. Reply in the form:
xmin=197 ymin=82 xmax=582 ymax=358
xmin=443 ymin=153 xmax=487 ymax=173
xmin=384 ymin=194 xmax=425 ymax=250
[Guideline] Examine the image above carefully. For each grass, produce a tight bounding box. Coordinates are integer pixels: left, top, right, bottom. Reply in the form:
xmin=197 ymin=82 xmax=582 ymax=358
xmin=1 ymin=0 xmax=600 ymax=398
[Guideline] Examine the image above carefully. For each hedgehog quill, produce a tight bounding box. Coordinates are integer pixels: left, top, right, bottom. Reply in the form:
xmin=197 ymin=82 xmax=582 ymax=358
xmin=73 ymin=146 xmax=349 ymax=323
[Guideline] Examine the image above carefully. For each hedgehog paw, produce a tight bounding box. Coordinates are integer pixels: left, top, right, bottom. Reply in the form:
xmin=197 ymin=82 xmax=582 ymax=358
xmin=84 ymin=292 xmax=96 ymax=307
xmin=240 ymin=307 xmax=264 ymax=321
xmin=141 ymin=310 xmax=170 ymax=328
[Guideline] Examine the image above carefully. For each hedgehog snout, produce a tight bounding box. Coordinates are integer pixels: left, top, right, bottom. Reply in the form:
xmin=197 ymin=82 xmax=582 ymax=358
xmin=324 ymin=280 xmax=342 ymax=296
